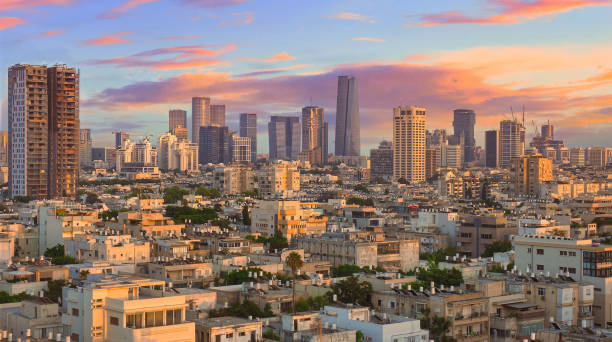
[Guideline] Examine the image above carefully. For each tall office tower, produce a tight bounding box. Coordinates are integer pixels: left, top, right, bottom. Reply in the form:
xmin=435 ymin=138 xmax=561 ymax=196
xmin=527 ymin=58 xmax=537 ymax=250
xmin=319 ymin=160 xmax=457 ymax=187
xmin=210 ymin=104 xmax=226 ymax=127
xmin=369 ymin=140 xmax=393 ymax=180
xmin=335 ymin=75 xmax=360 ymax=156
xmin=425 ymin=147 xmax=438 ymax=180
xmin=8 ymin=64 xmax=80 ymax=200
xmin=80 ymin=128 xmax=92 ymax=167
xmin=426 ymin=129 xmax=448 ymax=148
xmin=171 ymin=126 xmax=189 ymax=142
xmin=392 ymin=106 xmax=426 ymax=183
xmin=541 ymin=121 xmax=554 ymax=140
xmin=47 ymin=65 xmax=80 ymax=199
xmin=115 ymin=132 xmax=129 ymax=148
xmin=510 ymin=154 xmax=553 ymax=196
xmin=169 ymin=109 xmax=187 ymax=131
xmin=0 ymin=131 xmax=8 ymax=165
xmin=240 ymin=113 xmax=257 ymax=163
xmin=268 ymin=116 xmax=301 ymax=160
xmin=453 ymin=109 xmax=476 ymax=164
xmin=199 ymin=126 xmax=231 ymax=164
xmin=499 ymin=119 xmax=525 ymax=168
xmin=301 ymin=106 xmax=328 ymax=165
xmin=569 ymin=147 xmax=585 ymax=167
xmin=231 ymin=136 xmax=251 ymax=163
xmin=192 ymin=97 xmax=210 ymax=143
xmin=485 ymin=130 xmax=499 ymax=168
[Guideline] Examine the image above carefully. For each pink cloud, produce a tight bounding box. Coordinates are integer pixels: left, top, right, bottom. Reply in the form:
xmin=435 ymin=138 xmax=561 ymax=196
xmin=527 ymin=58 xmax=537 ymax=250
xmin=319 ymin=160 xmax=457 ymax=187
xmin=0 ymin=0 xmax=70 ymax=11
xmin=87 ymin=44 xmax=236 ymax=70
xmin=352 ymin=37 xmax=384 ymax=42
xmin=82 ymin=32 xmax=132 ymax=46
xmin=98 ymin=0 xmax=160 ymax=20
xmin=0 ymin=16 xmax=26 ymax=30
xmin=330 ymin=12 xmax=376 ymax=23
xmin=220 ymin=11 xmax=254 ymax=25
xmin=38 ymin=29 xmax=67 ymax=38
xmin=180 ymin=0 xmax=246 ymax=7
xmin=415 ymin=0 xmax=611 ymax=26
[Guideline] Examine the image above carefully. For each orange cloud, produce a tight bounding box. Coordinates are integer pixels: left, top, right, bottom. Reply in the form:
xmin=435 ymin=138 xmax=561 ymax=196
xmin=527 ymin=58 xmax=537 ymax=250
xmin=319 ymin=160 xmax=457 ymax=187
xmin=415 ymin=0 xmax=611 ymax=26
xmin=0 ymin=0 xmax=70 ymax=11
xmin=352 ymin=37 xmax=384 ymax=42
xmin=0 ymin=17 xmax=26 ymax=30
xmin=98 ymin=0 xmax=160 ymax=20
xmin=237 ymin=64 xmax=310 ymax=78
xmin=220 ymin=11 xmax=254 ymax=25
xmin=82 ymin=32 xmax=132 ymax=46
xmin=88 ymin=44 xmax=236 ymax=70
xmin=268 ymin=53 xmax=295 ymax=61
xmin=330 ymin=12 xmax=375 ymax=23
xmin=38 ymin=29 xmax=67 ymax=38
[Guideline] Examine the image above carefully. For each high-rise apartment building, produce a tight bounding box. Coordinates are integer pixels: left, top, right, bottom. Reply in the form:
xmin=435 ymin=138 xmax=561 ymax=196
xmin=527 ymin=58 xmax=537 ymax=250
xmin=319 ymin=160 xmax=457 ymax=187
xmin=80 ymin=128 xmax=92 ymax=167
xmin=569 ymin=147 xmax=585 ymax=167
xmin=425 ymin=147 xmax=438 ymax=180
xmin=269 ymin=116 xmax=301 ymax=160
xmin=192 ymin=97 xmax=210 ymax=143
xmin=301 ymin=106 xmax=328 ymax=165
xmin=210 ymin=104 xmax=226 ymax=127
xmin=335 ymin=75 xmax=360 ymax=156
xmin=171 ymin=126 xmax=189 ymax=142
xmin=485 ymin=130 xmax=499 ymax=168
xmin=0 ymin=131 xmax=8 ymax=165
xmin=240 ymin=113 xmax=257 ymax=163
xmin=452 ymin=109 xmax=476 ymax=164
xmin=393 ymin=106 xmax=426 ymax=183
xmin=115 ymin=132 xmax=129 ymax=148
xmin=510 ymin=153 xmax=553 ymax=196
xmin=586 ymin=147 xmax=609 ymax=168
xmin=168 ymin=109 xmax=187 ymax=131
xmin=370 ymin=140 xmax=393 ymax=180
xmin=158 ymin=133 xmax=198 ymax=172
xmin=8 ymin=64 xmax=80 ymax=199
xmin=116 ymin=138 xmax=158 ymax=172
xmin=499 ymin=119 xmax=525 ymax=168
xmin=231 ymin=135 xmax=251 ymax=163
xmin=199 ymin=126 xmax=231 ymax=164
xmin=436 ymin=143 xmax=462 ymax=169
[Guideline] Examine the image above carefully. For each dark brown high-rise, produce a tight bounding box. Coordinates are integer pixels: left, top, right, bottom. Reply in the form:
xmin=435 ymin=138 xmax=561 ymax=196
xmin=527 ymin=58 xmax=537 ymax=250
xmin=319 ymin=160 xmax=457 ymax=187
xmin=7 ymin=64 xmax=79 ymax=200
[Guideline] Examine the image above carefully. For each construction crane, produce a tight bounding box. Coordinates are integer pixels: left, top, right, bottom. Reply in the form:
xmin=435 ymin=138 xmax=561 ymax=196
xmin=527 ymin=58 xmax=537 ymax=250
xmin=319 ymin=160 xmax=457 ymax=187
xmin=531 ymin=120 xmax=539 ymax=138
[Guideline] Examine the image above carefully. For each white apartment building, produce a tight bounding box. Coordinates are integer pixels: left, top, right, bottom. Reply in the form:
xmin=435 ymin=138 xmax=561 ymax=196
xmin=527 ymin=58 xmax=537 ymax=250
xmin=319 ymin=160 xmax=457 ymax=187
xmin=38 ymin=203 xmax=98 ymax=255
xmin=62 ymin=275 xmax=195 ymax=342
xmin=64 ymin=233 xmax=151 ymax=264
xmin=158 ymin=133 xmax=199 ymax=172
xmin=320 ymin=305 xmax=429 ymax=342
xmin=116 ymin=138 xmax=158 ymax=172
xmin=513 ymin=235 xmax=612 ymax=328
xmin=415 ymin=209 xmax=459 ymax=246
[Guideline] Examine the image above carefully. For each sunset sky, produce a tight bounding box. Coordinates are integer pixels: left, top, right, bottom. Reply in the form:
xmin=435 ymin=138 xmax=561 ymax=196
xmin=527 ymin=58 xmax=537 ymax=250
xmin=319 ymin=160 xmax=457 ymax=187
xmin=1 ymin=0 xmax=612 ymax=153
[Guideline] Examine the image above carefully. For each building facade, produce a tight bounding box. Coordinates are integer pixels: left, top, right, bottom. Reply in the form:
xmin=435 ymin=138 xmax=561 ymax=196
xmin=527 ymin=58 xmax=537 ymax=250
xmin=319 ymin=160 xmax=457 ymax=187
xmin=168 ymin=109 xmax=187 ymax=131
xmin=499 ymin=119 xmax=525 ymax=168
xmin=510 ymin=154 xmax=553 ymax=197
xmin=392 ymin=106 xmax=426 ymax=183
xmin=239 ymin=113 xmax=257 ymax=163
xmin=370 ymin=140 xmax=393 ymax=180
xmin=199 ymin=126 xmax=231 ymax=165
xmin=268 ymin=116 xmax=301 ymax=160
xmin=335 ymin=75 xmax=360 ymax=156
xmin=209 ymin=104 xmax=225 ymax=127
xmin=453 ymin=109 xmax=476 ymax=164
xmin=485 ymin=130 xmax=499 ymax=168
xmin=192 ymin=97 xmax=210 ymax=144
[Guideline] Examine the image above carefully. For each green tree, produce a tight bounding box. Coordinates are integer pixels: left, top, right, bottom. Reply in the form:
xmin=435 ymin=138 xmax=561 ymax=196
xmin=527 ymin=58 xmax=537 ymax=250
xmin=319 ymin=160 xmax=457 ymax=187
xmin=331 ymin=264 xmax=362 ymax=277
xmin=414 ymin=260 xmax=463 ymax=287
xmin=44 ymin=280 xmax=66 ymax=302
xmin=269 ymin=229 xmax=289 ymax=252
xmin=44 ymin=244 xmax=65 ymax=258
xmin=356 ymin=331 xmax=364 ymax=342
xmin=330 ymin=275 xmax=372 ymax=306
xmin=0 ymin=291 xmax=32 ymax=304
xmin=420 ymin=308 xmax=457 ymax=342
xmin=163 ymin=186 xmax=189 ymax=204
xmin=225 ymin=268 xmax=272 ymax=285
xmin=85 ymin=193 xmax=99 ymax=204
xmin=482 ymin=240 xmax=513 ymax=258
xmin=420 ymin=247 xmax=459 ymax=263
xmin=195 ymin=186 xmax=221 ymax=198
xmin=165 ymin=206 xmax=217 ymax=224
xmin=286 ymin=252 xmax=304 ymax=313
xmin=263 ymin=329 xmax=280 ymax=341
xmin=346 ymin=197 xmax=374 ymax=206
xmin=242 ymin=205 xmax=251 ymax=225
xmin=209 ymin=300 xmax=274 ymax=318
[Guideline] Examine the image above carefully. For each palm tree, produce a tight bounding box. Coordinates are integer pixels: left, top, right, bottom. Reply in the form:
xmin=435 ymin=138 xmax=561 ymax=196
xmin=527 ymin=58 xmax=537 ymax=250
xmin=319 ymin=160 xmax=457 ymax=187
xmin=285 ymin=251 xmax=304 ymax=313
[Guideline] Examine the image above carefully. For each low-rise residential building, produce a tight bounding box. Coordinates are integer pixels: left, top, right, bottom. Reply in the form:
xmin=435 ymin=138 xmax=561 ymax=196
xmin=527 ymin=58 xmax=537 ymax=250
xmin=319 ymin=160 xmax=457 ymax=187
xmin=251 ymin=201 xmax=327 ymax=240
xmin=257 ymin=163 xmax=300 ymax=198
xmin=213 ymin=167 xmax=255 ymax=195
xmin=138 ymin=259 xmax=213 ymax=287
xmin=115 ymin=212 xmax=184 ymax=238
xmin=64 ymin=233 xmax=151 ymax=264
xmin=194 ymin=316 xmax=262 ymax=342
xmin=458 ymin=213 xmax=517 ymax=258
xmin=0 ymin=297 xmax=63 ymax=339
xmin=281 ymin=312 xmax=356 ymax=342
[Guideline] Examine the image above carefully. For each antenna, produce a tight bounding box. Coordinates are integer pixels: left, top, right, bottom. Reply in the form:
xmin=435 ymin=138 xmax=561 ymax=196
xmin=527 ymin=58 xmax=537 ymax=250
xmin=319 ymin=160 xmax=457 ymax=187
xmin=510 ymin=107 xmax=515 ymax=121
xmin=522 ymin=105 xmax=525 ymax=125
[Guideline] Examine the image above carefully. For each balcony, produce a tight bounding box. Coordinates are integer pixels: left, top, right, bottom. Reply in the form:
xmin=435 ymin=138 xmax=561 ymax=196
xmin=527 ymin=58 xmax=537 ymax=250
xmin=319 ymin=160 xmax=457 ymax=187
xmin=453 ymin=311 xmax=488 ymax=324
xmin=109 ymin=322 xmax=195 ymax=342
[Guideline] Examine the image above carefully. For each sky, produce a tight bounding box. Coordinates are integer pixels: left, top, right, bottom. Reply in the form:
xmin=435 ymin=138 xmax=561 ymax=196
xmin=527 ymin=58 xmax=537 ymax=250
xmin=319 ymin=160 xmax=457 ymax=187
xmin=1 ymin=0 xmax=612 ymax=154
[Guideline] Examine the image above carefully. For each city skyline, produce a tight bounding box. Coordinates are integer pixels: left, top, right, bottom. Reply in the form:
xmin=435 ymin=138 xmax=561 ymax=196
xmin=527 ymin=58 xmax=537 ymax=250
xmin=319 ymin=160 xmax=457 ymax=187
xmin=1 ymin=1 xmax=611 ymax=152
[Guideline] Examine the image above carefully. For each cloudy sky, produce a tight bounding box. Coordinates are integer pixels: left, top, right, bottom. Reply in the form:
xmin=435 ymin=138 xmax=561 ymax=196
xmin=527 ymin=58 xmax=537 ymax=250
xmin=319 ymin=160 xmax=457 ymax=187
xmin=1 ymin=0 xmax=612 ymax=153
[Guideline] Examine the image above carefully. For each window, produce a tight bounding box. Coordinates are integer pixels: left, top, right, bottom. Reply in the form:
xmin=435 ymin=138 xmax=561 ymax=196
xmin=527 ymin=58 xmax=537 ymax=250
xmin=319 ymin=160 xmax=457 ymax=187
xmin=481 ymin=234 xmax=493 ymax=239
xmin=536 ymin=249 xmax=544 ymax=255
xmin=537 ymin=264 xmax=544 ymax=271
xmin=569 ymin=268 xmax=576 ymax=274
xmin=110 ymin=317 xmax=119 ymax=326
xmin=146 ymin=311 xmax=164 ymax=327
xmin=166 ymin=309 xmax=181 ymax=325
xmin=569 ymin=251 xmax=576 ymax=256
xmin=72 ymin=308 xmax=79 ymax=316
xmin=226 ymin=333 xmax=233 ymax=338
xmin=126 ymin=313 xmax=143 ymax=329
xmin=527 ymin=248 xmax=532 ymax=253
xmin=560 ymin=251 xmax=567 ymax=256
xmin=239 ymin=332 xmax=246 ymax=337
xmin=215 ymin=335 xmax=221 ymax=342
xmin=538 ymin=288 xmax=546 ymax=296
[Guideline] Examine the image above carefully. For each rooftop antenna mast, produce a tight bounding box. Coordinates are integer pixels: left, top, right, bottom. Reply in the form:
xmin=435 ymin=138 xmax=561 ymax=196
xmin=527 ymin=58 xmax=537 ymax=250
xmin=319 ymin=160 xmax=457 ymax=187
xmin=522 ymin=105 xmax=525 ymax=126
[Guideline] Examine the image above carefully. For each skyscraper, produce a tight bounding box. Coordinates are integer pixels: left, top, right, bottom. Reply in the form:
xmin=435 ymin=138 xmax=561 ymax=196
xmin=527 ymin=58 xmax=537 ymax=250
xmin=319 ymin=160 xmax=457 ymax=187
xmin=80 ymin=128 xmax=92 ymax=167
xmin=541 ymin=121 xmax=554 ymax=140
xmin=8 ymin=64 xmax=80 ymax=200
xmin=370 ymin=140 xmax=393 ymax=180
xmin=452 ymin=109 xmax=476 ymax=164
xmin=210 ymin=104 xmax=226 ymax=127
xmin=115 ymin=132 xmax=129 ymax=148
xmin=0 ymin=131 xmax=8 ymax=165
xmin=192 ymin=97 xmax=210 ymax=143
xmin=499 ymin=119 xmax=525 ymax=168
xmin=335 ymin=76 xmax=360 ymax=156
xmin=240 ymin=113 xmax=257 ymax=163
xmin=199 ymin=126 xmax=231 ymax=164
xmin=231 ymin=136 xmax=251 ymax=163
xmin=169 ymin=109 xmax=187 ymax=131
xmin=485 ymin=130 xmax=499 ymax=168
xmin=268 ymin=116 xmax=301 ymax=160
xmin=301 ymin=106 xmax=328 ymax=165
xmin=393 ymin=106 xmax=426 ymax=183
